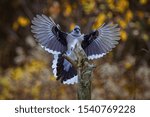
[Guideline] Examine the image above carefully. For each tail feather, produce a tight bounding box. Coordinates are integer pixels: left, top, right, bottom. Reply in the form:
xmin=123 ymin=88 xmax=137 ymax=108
xmin=63 ymin=75 xmax=78 ymax=84
xmin=52 ymin=54 xmax=78 ymax=84
xmin=52 ymin=54 xmax=59 ymax=77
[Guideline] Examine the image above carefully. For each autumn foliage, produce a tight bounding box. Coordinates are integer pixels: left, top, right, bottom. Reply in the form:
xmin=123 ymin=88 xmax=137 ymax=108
xmin=0 ymin=0 xmax=150 ymax=99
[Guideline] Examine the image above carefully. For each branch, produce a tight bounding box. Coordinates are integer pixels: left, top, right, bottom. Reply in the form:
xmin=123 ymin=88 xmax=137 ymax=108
xmin=62 ymin=54 xmax=77 ymax=68
xmin=72 ymin=42 xmax=96 ymax=100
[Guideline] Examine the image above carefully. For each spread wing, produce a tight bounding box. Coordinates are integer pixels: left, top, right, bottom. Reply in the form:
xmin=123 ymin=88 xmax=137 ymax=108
xmin=82 ymin=23 xmax=120 ymax=60
xmin=31 ymin=14 xmax=67 ymax=54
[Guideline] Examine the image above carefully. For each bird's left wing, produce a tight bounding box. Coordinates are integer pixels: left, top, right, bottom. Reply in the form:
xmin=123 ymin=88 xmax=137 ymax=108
xmin=82 ymin=23 xmax=120 ymax=60
xmin=31 ymin=14 xmax=67 ymax=54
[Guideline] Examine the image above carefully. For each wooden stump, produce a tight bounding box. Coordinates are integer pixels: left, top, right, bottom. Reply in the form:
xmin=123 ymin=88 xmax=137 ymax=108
xmin=63 ymin=42 xmax=95 ymax=100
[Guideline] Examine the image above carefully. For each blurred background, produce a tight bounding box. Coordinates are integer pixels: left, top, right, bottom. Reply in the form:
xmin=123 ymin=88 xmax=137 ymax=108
xmin=0 ymin=0 xmax=150 ymax=99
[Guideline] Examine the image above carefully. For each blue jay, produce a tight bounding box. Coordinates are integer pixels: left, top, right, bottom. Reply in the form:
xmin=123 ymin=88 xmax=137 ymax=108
xmin=31 ymin=14 xmax=120 ymax=84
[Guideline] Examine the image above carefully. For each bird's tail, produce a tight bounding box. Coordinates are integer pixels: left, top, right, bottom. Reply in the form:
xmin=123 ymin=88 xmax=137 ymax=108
xmin=52 ymin=54 xmax=78 ymax=84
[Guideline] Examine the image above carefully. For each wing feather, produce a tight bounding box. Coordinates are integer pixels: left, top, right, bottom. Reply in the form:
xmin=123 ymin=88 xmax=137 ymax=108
xmin=82 ymin=23 xmax=120 ymax=60
xmin=31 ymin=14 xmax=67 ymax=54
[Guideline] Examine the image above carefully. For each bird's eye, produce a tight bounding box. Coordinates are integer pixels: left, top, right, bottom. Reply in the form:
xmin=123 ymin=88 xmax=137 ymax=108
xmin=74 ymin=29 xmax=77 ymax=31
xmin=75 ymin=28 xmax=80 ymax=31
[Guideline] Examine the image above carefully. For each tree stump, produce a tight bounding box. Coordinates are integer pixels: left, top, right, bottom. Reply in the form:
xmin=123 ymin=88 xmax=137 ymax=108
xmin=63 ymin=42 xmax=95 ymax=100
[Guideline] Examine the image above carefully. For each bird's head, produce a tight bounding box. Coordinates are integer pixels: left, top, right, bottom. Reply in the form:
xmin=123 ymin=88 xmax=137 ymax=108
xmin=71 ymin=25 xmax=81 ymax=36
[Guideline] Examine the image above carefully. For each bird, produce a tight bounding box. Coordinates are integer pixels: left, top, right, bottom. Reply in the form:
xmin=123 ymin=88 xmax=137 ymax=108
xmin=31 ymin=14 xmax=120 ymax=85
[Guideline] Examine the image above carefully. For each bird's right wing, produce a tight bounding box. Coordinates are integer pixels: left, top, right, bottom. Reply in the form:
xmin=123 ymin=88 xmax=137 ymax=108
xmin=31 ymin=14 xmax=67 ymax=54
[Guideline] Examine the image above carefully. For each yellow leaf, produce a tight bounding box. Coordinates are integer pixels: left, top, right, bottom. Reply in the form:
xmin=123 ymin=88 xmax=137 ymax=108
xmin=64 ymin=4 xmax=72 ymax=17
xmin=107 ymin=12 xmax=113 ymax=19
xmin=70 ymin=23 xmax=75 ymax=31
xmin=81 ymin=0 xmax=95 ymax=14
xmin=106 ymin=0 xmax=114 ymax=4
xmin=116 ymin=0 xmax=129 ymax=13
xmin=120 ymin=30 xmax=127 ymax=41
xmin=50 ymin=76 xmax=56 ymax=81
xmin=12 ymin=22 xmax=19 ymax=31
xmin=92 ymin=13 xmax=106 ymax=29
xmin=142 ymin=33 xmax=149 ymax=41
xmin=118 ymin=18 xmax=127 ymax=29
xmin=17 ymin=16 xmax=29 ymax=27
xmin=139 ymin=0 xmax=147 ymax=5
xmin=26 ymin=60 xmax=45 ymax=73
xmin=125 ymin=62 xmax=132 ymax=69
xmin=31 ymin=85 xmax=40 ymax=99
xmin=107 ymin=0 xmax=115 ymax=10
xmin=0 ymin=78 xmax=10 ymax=88
xmin=125 ymin=10 xmax=133 ymax=22
xmin=137 ymin=11 xmax=144 ymax=19
xmin=11 ymin=67 xmax=23 ymax=80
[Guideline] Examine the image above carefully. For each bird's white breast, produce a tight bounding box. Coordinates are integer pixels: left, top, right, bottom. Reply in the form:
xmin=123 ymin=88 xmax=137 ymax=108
xmin=66 ymin=34 xmax=84 ymax=50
